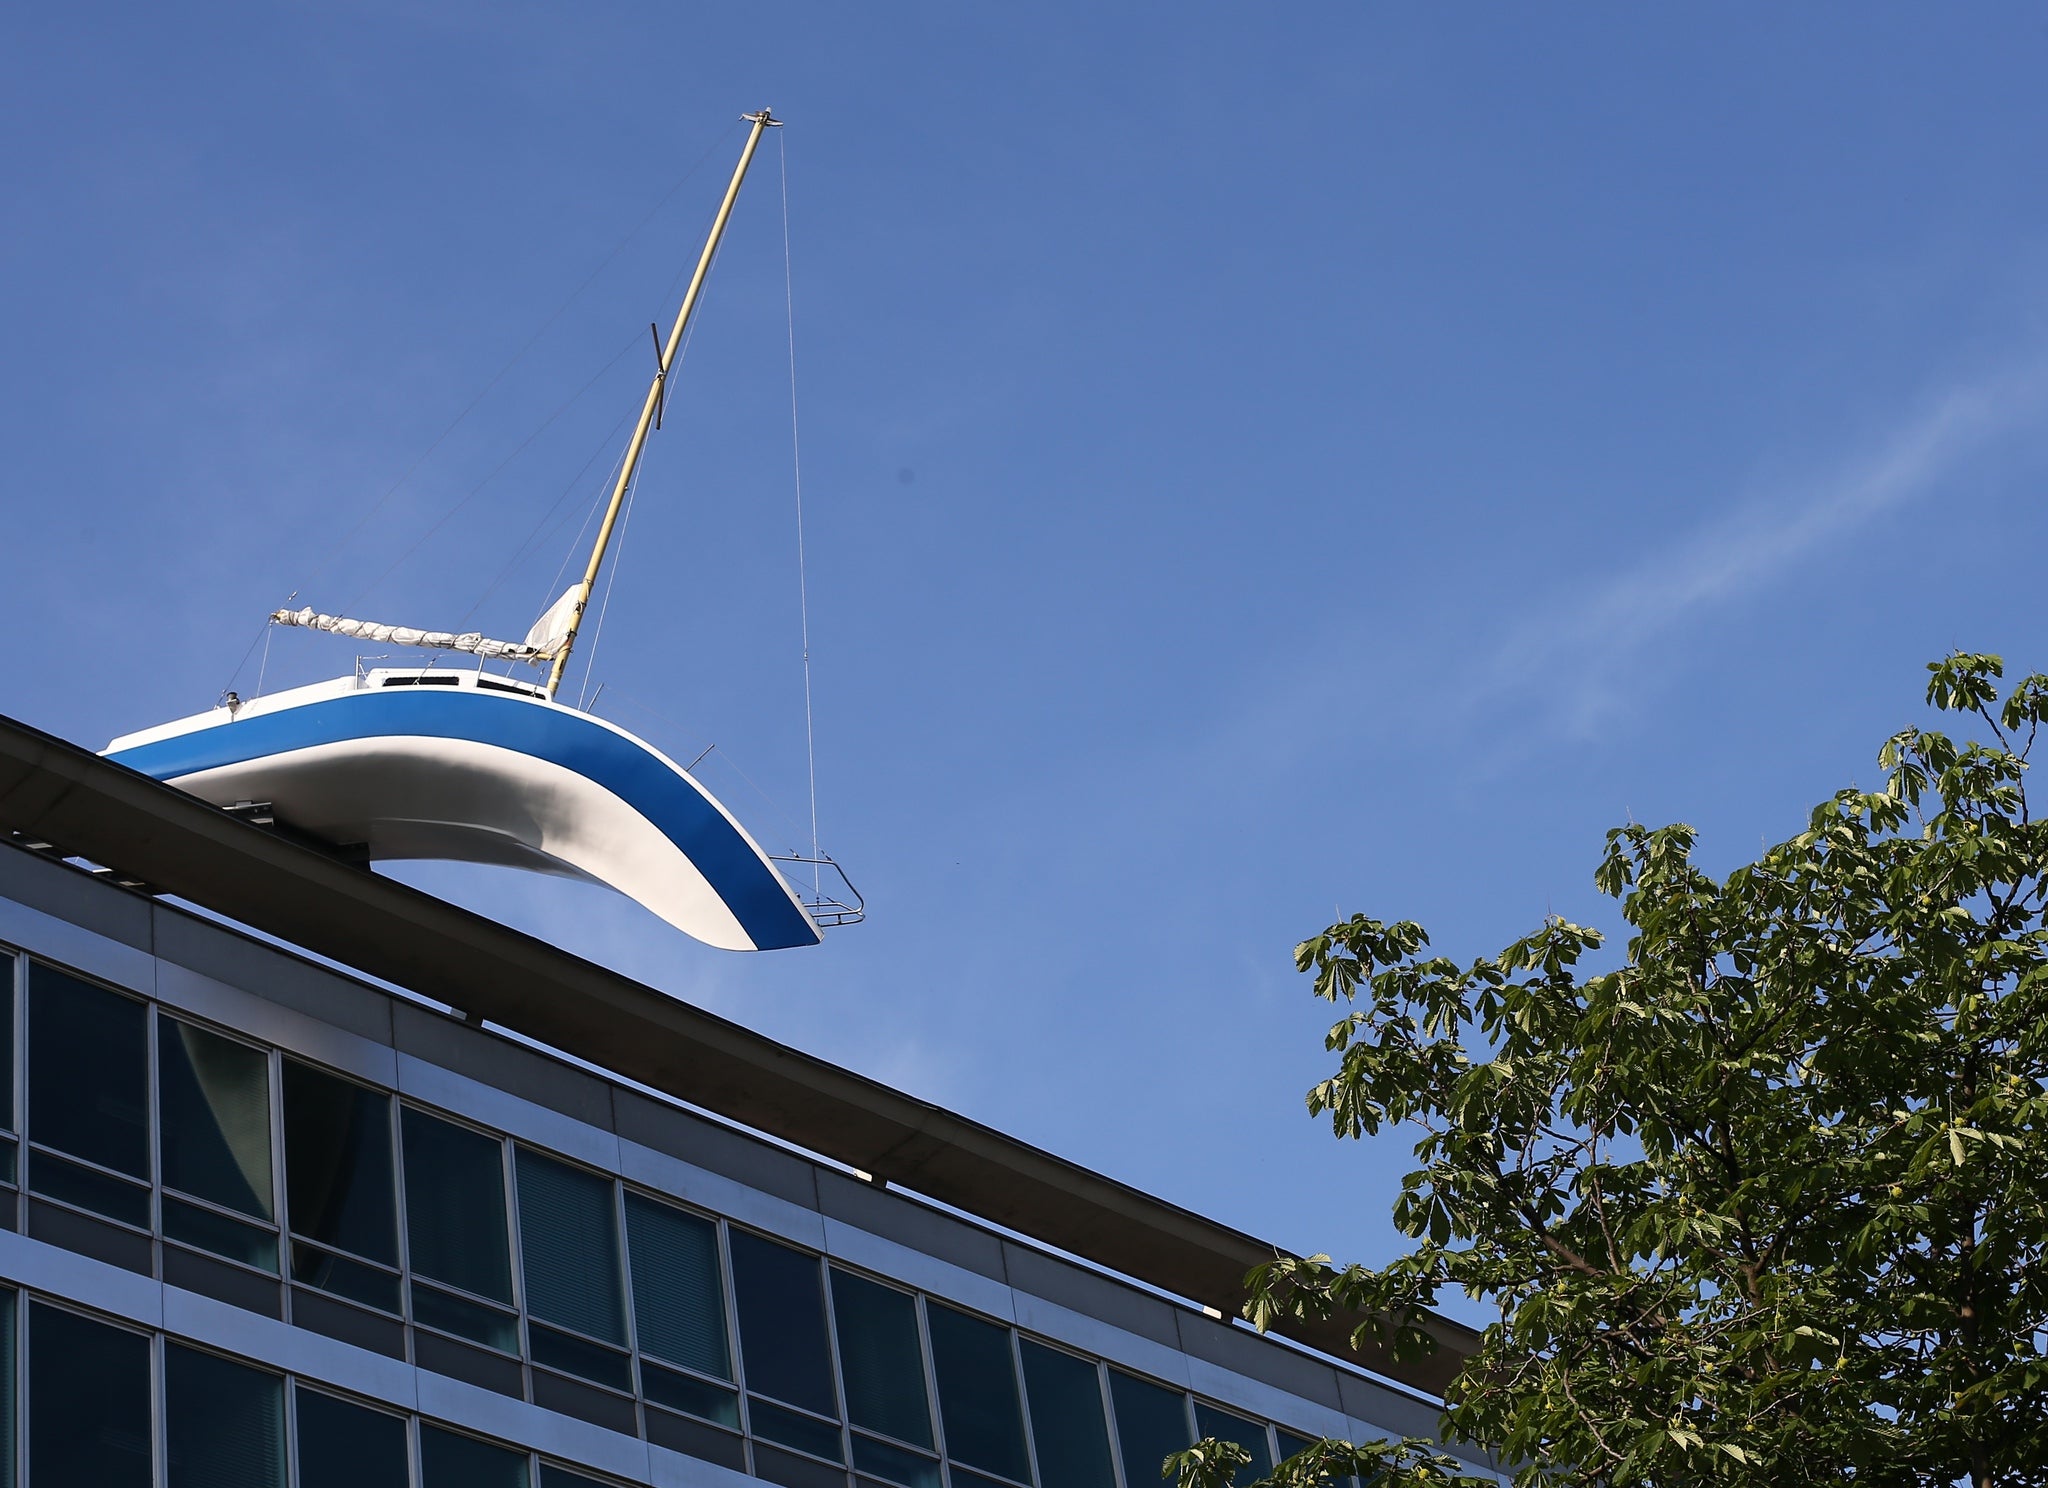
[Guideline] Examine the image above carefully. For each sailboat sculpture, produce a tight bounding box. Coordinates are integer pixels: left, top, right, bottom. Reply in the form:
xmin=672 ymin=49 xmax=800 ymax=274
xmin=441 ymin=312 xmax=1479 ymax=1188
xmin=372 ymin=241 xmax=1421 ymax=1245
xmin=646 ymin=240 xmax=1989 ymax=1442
xmin=104 ymin=112 xmax=847 ymax=953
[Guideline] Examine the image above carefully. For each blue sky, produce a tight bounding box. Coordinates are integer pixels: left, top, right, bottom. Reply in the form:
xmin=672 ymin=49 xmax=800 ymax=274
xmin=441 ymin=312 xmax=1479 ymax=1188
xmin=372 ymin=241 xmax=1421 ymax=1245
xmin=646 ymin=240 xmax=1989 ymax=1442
xmin=6 ymin=5 xmax=2048 ymax=1305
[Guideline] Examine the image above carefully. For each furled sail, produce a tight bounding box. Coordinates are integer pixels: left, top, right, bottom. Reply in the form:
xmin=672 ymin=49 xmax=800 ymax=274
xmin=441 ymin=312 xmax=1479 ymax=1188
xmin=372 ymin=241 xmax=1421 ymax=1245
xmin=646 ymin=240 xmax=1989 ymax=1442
xmin=270 ymin=591 xmax=577 ymax=666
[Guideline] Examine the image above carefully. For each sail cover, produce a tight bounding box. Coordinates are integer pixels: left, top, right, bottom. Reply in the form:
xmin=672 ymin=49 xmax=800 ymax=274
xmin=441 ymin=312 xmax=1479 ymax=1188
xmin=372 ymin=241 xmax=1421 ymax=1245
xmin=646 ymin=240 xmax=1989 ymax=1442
xmin=271 ymin=596 xmax=577 ymax=666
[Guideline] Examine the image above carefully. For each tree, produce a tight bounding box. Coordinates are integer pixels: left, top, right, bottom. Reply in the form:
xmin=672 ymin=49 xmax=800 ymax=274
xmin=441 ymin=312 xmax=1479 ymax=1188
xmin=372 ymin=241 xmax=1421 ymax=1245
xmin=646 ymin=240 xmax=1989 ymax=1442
xmin=1177 ymin=653 xmax=2048 ymax=1488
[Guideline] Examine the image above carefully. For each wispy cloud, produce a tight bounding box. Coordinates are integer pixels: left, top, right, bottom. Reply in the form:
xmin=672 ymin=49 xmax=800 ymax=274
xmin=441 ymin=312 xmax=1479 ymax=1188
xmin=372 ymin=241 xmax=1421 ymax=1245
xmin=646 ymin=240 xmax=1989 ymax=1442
xmin=1477 ymin=359 xmax=2048 ymax=738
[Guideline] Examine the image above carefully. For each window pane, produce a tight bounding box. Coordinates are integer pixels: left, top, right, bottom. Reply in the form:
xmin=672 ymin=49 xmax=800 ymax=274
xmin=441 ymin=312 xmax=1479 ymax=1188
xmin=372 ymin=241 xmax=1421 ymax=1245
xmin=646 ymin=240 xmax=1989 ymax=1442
xmin=294 ymin=1387 xmax=411 ymax=1488
xmin=728 ymin=1229 xmax=836 ymax=1416
xmin=1193 ymin=1405 xmax=1272 ymax=1486
xmin=926 ymin=1304 xmax=1029 ymax=1483
xmin=0 ymin=1290 xmax=15 ymax=1488
xmin=747 ymin=1397 xmax=844 ymax=1461
xmin=166 ymin=1344 xmax=286 ymax=1488
xmin=283 ymin=1059 xmax=396 ymax=1265
xmin=1021 ymin=1341 xmax=1115 ymax=1488
xmin=165 ymin=1195 xmax=278 ymax=1270
xmin=540 ymin=1470 xmax=610 ymax=1488
xmin=642 ymin=1359 xmax=740 ymax=1426
xmin=28 ymin=1302 xmax=152 ymax=1487
xmin=421 ymin=1424 xmax=531 ymax=1488
xmin=403 ymin=1108 xmax=511 ymax=1303
xmin=514 ymin=1147 xmax=624 ymax=1344
xmin=1275 ymin=1431 xmax=1316 ymax=1459
xmin=0 ymin=951 xmax=15 ymax=1134
xmin=831 ymin=1270 xmax=931 ymax=1448
xmin=1110 ymin=1373 xmax=1192 ymax=1488
xmin=413 ymin=1282 xmax=518 ymax=1353
xmin=29 ymin=964 xmax=148 ymax=1177
xmin=625 ymin=1191 xmax=728 ymax=1378
xmin=851 ymin=1433 xmax=941 ymax=1488
xmin=160 ymin=1018 xmax=274 ymax=1220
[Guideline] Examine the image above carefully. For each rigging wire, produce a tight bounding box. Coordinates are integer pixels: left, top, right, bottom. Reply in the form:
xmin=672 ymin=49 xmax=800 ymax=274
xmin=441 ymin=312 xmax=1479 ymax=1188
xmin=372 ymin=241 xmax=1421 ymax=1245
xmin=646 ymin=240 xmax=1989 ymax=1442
xmin=778 ymin=129 xmax=823 ymax=890
xmin=576 ymin=451 xmax=644 ymax=711
xmin=294 ymin=122 xmax=743 ymax=605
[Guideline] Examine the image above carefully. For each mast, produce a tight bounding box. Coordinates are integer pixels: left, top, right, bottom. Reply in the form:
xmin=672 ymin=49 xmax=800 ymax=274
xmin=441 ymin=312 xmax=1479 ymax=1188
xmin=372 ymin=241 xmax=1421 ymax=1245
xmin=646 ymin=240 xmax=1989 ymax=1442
xmin=546 ymin=108 xmax=781 ymax=700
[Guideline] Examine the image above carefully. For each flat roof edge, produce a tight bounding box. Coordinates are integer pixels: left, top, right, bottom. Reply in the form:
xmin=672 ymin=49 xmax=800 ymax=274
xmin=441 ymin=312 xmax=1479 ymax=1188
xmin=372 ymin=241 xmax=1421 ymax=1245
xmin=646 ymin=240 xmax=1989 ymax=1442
xmin=0 ymin=710 xmax=1477 ymax=1396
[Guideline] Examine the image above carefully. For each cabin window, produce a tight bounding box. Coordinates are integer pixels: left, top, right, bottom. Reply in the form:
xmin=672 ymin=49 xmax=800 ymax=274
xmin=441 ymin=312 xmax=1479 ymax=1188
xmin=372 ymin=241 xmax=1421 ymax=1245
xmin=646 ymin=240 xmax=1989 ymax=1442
xmin=1021 ymin=1340 xmax=1117 ymax=1488
xmin=625 ymin=1191 xmax=731 ymax=1384
xmin=166 ymin=1343 xmax=286 ymax=1488
xmin=159 ymin=1016 xmax=278 ymax=1271
xmin=1194 ymin=1403 xmax=1274 ymax=1487
xmin=421 ymin=1424 xmax=531 ymax=1488
xmin=27 ymin=964 xmax=151 ymax=1228
xmin=928 ymin=1303 xmax=1032 ymax=1485
xmin=403 ymin=1108 xmax=516 ymax=1351
xmin=282 ymin=1058 xmax=400 ymax=1312
xmin=294 ymin=1388 xmax=411 ymax=1488
xmin=1110 ymin=1371 xmax=1195 ymax=1488
xmin=832 ymin=1269 xmax=934 ymax=1450
xmin=515 ymin=1146 xmax=630 ymax=1389
xmin=728 ymin=1229 xmax=841 ymax=1453
xmin=28 ymin=1302 xmax=152 ymax=1486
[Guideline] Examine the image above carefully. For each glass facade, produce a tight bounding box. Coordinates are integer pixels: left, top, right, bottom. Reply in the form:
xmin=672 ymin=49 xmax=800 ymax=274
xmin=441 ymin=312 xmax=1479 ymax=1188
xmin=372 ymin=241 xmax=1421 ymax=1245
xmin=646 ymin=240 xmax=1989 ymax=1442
xmin=0 ymin=944 xmax=1387 ymax=1488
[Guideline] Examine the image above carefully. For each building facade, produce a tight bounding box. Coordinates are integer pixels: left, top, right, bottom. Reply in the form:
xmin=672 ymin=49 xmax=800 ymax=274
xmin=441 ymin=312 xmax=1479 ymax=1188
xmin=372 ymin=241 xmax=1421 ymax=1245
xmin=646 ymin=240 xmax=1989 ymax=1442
xmin=0 ymin=716 xmax=1486 ymax=1488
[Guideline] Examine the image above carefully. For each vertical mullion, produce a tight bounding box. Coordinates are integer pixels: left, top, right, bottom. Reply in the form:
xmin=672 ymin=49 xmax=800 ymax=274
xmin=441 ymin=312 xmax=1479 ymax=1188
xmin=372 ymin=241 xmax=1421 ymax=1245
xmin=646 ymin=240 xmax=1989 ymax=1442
xmin=915 ymin=1292 xmax=948 ymax=1468
xmin=504 ymin=1139 xmax=534 ymax=1401
xmin=716 ymin=1219 xmax=755 ymax=1470
xmin=611 ymin=1178 xmax=644 ymax=1437
xmin=1099 ymin=1362 xmax=1130 ymax=1488
xmin=1008 ymin=1328 xmax=1043 ymax=1488
xmin=815 ymin=1248 xmax=850 ymax=1467
xmin=388 ymin=1093 xmax=411 ymax=1336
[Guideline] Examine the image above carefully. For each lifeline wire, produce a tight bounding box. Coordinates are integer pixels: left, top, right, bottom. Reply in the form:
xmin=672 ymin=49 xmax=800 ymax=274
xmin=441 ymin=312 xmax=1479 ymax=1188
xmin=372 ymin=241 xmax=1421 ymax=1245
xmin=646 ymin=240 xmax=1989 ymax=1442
xmin=779 ymin=129 xmax=823 ymax=890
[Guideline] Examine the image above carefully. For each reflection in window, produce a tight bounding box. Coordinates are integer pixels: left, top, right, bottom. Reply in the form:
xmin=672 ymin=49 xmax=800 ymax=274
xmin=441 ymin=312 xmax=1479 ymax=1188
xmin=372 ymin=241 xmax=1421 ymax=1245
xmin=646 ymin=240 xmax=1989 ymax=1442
xmin=1110 ymin=1371 xmax=1193 ymax=1488
xmin=626 ymin=1191 xmax=729 ymax=1379
xmin=29 ymin=1302 xmax=152 ymax=1487
xmin=295 ymin=1388 xmax=411 ymax=1488
xmin=1021 ymin=1340 xmax=1116 ymax=1488
xmin=403 ymin=1108 xmax=512 ymax=1302
xmin=928 ymin=1303 xmax=1031 ymax=1484
xmin=728 ymin=1229 xmax=837 ymax=1418
xmin=1194 ymin=1404 xmax=1273 ymax=1487
xmin=29 ymin=964 xmax=149 ymax=1177
xmin=160 ymin=1019 xmax=273 ymax=1219
xmin=422 ymin=1424 xmax=532 ymax=1488
xmin=515 ymin=1147 xmax=624 ymax=1345
xmin=832 ymin=1270 xmax=933 ymax=1448
xmin=283 ymin=1059 xmax=397 ymax=1266
xmin=166 ymin=1343 xmax=286 ymax=1488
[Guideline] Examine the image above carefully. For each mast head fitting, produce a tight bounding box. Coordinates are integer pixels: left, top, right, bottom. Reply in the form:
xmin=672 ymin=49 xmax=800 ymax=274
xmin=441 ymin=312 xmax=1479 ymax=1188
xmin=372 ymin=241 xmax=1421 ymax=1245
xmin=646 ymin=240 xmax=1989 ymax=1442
xmin=742 ymin=109 xmax=782 ymax=127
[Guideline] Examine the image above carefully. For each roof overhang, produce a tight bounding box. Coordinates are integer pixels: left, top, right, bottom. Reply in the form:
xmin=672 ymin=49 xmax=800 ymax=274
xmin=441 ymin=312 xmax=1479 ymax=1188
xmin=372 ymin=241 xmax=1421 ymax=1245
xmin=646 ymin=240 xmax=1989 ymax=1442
xmin=0 ymin=710 xmax=1478 ymax=1396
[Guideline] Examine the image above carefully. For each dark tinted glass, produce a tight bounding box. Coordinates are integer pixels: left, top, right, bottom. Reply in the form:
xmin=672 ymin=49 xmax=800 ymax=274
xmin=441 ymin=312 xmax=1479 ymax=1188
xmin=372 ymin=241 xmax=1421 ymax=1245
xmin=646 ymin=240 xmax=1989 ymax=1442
xmin=0 ymin=1290 xmax=14 ymax=1488
xmin=541 ymin=1470 xmax=609 ymax=1488
xmin=28 ymin=1302 xmax=152 ymax=1487
xmin=0 ymin=952 xmax=14 ymax=1134
xmin=160 ymin=1018 xmax=274 ymax=1220
xmin=1110 ymin=1373 xmax=1192 ymax=1488
xmin=728 ymin=1229 xmax=836 ymax=1416
xmin=625 ymin=1192 xmax=728 ymax=1378
xmin=1275 ymin=1431 xmax=1316 ymax=1459
xmin=421 ymin=1424 xmax=531 ymax=1487
xmin=514 ymin=1147 xmax=624 ymax=1343
xmin=29 ymin=964 xmax=148 ymax=1176
xmin=1194 ymin=1404 xmax=1272 ymax=1486
xmin=403 ymin=1108 xmax=511 ymax=1302
xmin=283 ymin=1059 xmax=396 ymax=1264
xmin=294 ymin=1388 xmax=411 ymax=1488
xmin=926 ymin=1304 xmax=1029 ymax=1482
xmin=166 ymin=1344 xmax=286 ymax=1488
xmin=851 ymin=1433 xmax=941 ymax=1488
xmin=831 ymin=1270 xmax=931 ymax=1447
xmin=1020 ymin=1340 xmax=1115 ymax=1488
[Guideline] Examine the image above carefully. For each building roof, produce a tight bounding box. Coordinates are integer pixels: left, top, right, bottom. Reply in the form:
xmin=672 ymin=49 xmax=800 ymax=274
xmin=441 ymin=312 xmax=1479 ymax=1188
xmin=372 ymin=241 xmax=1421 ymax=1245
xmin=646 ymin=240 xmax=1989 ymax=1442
xmin=0 ymin=709 xmax=1478 ymax=1397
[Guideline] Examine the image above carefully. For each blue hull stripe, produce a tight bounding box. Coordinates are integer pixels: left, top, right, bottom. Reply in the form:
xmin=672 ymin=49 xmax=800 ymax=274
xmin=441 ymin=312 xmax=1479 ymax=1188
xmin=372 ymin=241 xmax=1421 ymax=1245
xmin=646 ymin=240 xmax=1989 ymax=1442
xmin=106 ymin=691 xmax=818 ymax=950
